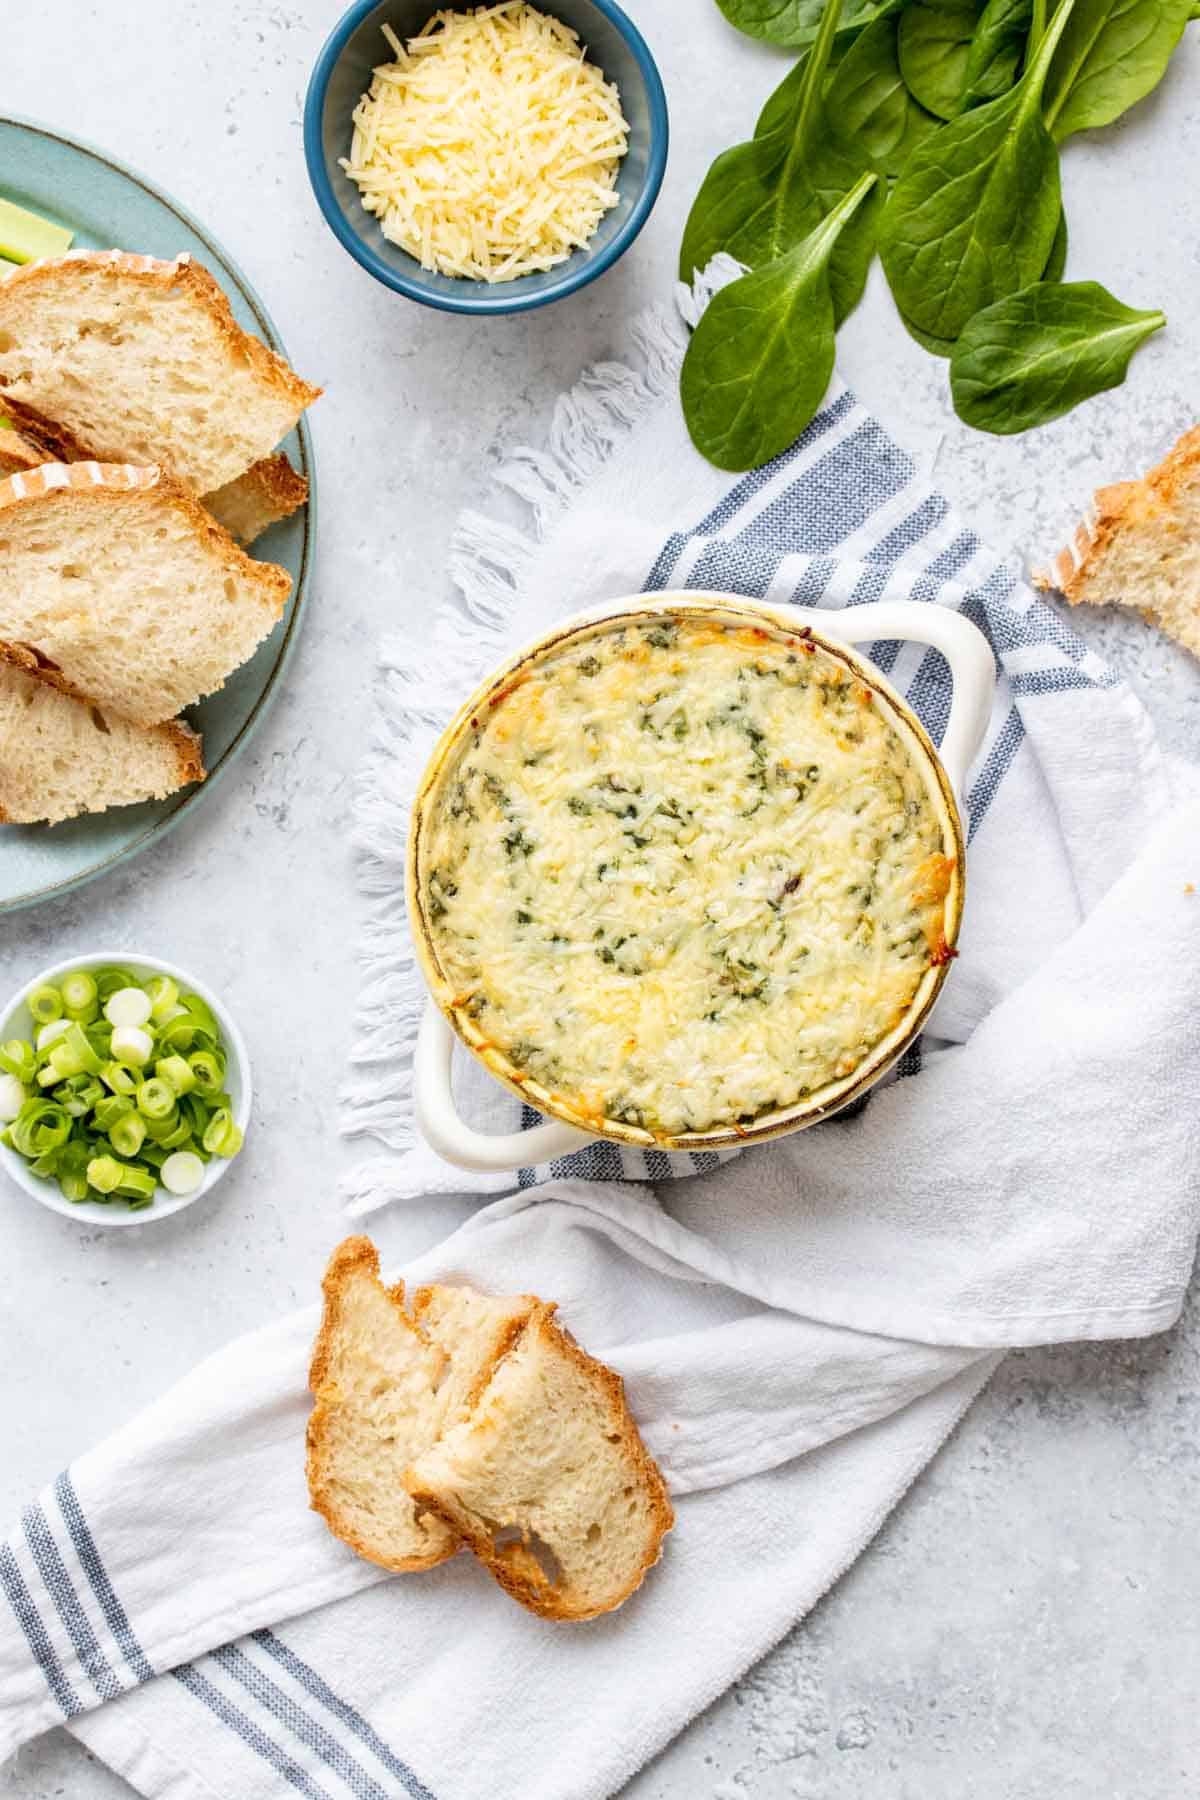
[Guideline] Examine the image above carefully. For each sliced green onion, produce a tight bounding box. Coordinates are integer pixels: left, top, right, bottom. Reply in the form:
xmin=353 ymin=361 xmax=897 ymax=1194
xmin=181 ymin=1092 xmax=210 ymax=1134
xmin=111 ymin=1025 xmax=153 ymax=1067
xmin=4 ymin=961 xmax=241 ymax=1212
xmin=65 ymin=1021 xmax=101 ymax=1075
xmin=143 ymin=1106 xmax=181 ymax=1142
xmin=157 ymin=1018 xmax=195 ymax=1055
xmin=58 ymin=1165 xmax=91 ymax=1203
xmin=10 ymin=1099 xmax=72 ymax=1158
xmin=28 ymin=984 xmax=63 ymax=1025
xmin=45 ymin=1024 xmax=102 ymax=1083
xmin=60 ymin=970 xmax=98 ymax=1014
xmin=180 ymin=993 xmax=219 ymax=1036
xmin=36 ymin=1018 xmax=70 ymax=1052
xmin=101 ymin=1061 xmax=137 ymax=1096
xmin=57 ymin=1082 xmax=95 ymax=1119
xmin=86 ymin=1154 xmax=123 ymax=1195
xmin=188 ymin=1049 xmax=225 ymax=1094
xmin=160 ymin=1150 xmax=204 ymax=1196
xmin=136 ymin=1077 xmax=176 ymax=1120
xmin=92 ymin=966 xmax=137 ymax=1003
xmin=146 ymin=975 xmax=179 ymax=1021
xmin=116 ymin=1163 xmax=154 ymax=1199
xmin=0 ymin=1040 xmax=36 ymax=1083
xmin=155 ymin=1053 xmax=196 ymax=1096
xmin=201 ymin=1107 xmax=243 ymax=1157
xmin=105 ymin=986 xmax=152 ymax=1030
xmin=109 ymin=1112 xmax=147 ymax=1157
xmin=93 ymin=1093 xmax=133 ymax=1132
xmin=154 ymin=1116 xmax=193 ymax=1150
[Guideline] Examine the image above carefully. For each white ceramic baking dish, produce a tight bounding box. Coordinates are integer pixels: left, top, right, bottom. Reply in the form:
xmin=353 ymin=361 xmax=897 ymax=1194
xmin=408 ymin=591 xmax=994 ymax=1171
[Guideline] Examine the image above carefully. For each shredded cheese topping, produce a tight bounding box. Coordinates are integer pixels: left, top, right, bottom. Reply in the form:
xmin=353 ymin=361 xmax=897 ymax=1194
xmin=342 ymin=3 xmax=630 ymax=284
xmin=419 ymin=618 xmax=956 ymax=1139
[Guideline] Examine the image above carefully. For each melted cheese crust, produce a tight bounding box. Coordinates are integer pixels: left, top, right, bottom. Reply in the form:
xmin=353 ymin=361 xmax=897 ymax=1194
xmin=420 ymin=619 xmax=954 ymax=1138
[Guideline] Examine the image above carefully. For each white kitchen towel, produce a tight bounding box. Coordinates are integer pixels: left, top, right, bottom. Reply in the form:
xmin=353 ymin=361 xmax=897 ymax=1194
xmin=2 ymin=296 xmax=1199 ymax=1800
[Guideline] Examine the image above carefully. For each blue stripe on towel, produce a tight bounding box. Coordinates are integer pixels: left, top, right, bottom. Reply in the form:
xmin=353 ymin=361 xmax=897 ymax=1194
xmin=686 ymin=421 xmax=912 ymax=595
xmin=253 ymin=1628 xmax=438 ymax=1800
xmin=0 ymin=1542 xmax=81 ymax=1717
xmin=689 ymin=391 xmax=859 ymax=538
xmin=173 ymin=1663 xmax=336 ymax=1800
xmin=53 ymin=1470 xmax=153 ymax=1683
xmin=967 ymin=706 xmax=1025 ymax=839
xmin=21 ymin=1504 xmax=121 ymax=1701
xmin=645 ymin=392 xmax=863 ymax=595
xmin=862 ymin=494 xmax=950 ymax=567
xmin=213 ymin=1644 xmax=396 ymax=1800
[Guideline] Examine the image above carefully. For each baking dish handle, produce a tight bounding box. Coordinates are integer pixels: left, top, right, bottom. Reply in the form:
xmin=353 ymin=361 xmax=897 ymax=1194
xmin=414 ymin=999 xmax=594 ymax=1172
xmin=809 ymin=600 xmax=995 ymax=799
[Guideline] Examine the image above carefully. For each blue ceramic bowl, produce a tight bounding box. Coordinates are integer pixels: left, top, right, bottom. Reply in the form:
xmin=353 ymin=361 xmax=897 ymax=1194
xmin=304 ymin=0 xmax=668 ymax=314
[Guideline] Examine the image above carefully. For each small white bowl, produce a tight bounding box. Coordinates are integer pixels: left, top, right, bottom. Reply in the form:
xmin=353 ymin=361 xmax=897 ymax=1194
xmin=0 ymin=952 xmax=252 ymax=1227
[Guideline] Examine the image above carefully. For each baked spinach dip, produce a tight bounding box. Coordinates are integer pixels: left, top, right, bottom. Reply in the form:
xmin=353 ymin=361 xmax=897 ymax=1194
xmin=419 ymin=615 xmax=955 ymax=1140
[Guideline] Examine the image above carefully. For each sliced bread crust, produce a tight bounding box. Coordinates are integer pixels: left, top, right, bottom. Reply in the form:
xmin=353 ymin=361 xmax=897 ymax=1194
xmin=0 ymin=251 xmax=320 ymax=495
xmin=205 ymin=454 xmax=309 ymax=545
xmin=307 ymin=1238 xmax=539 ymax=1574
xmin=0 ymin=654 xmax=203 ymax=825
xmin=0 ymin=461 xmax=290 ymax=726
xmin=1035 ymin=425 xmax=1200 ymax=658
xmin=0 ymin=398 xmax=92 ymax=475
xmin=0 ymin=397 xmax=306 ymax=547
xmin=405 ymin=1304 xmax=674 ymax=1621
xmin=308 ymin=1238 xmax=457 ymax=1572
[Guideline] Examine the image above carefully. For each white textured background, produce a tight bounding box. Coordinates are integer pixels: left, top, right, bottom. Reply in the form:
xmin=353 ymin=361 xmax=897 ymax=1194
xmin=2 ymin=2 xmax=1199 ymax=1795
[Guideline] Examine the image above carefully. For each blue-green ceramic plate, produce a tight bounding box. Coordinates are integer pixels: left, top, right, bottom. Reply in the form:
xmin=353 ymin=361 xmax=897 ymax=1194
xmin=0 ymin=115 xmax=315 ymax=913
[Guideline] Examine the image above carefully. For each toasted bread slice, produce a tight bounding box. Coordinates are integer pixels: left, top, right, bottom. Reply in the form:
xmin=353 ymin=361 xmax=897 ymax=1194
xmin=205 ymin=454 xmax=309 ymax=545
xmin=307 ymin=1238 xmax=538 ymax=1574
xmin=0 ymin=655 xmax=203 ymax=825
xmin=1036 ymin=425 xmax=1200 ymax=658
xmin=406 ymin=1304 xmax=673 ymax=1621
xmin=0 ymin=398 xmax=305 ymax=547
xmin=0 ymin=250 xmax=320 ymax=495
xmin=0 ymin=397 xmax=91 ymax=475
xmin=0 ymin=461 xmax=289 ymax=726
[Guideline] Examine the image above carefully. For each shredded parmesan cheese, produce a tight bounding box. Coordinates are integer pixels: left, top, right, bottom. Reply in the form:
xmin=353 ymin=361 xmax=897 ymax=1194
xmin=342 ymin=3 xmax=630 ymax=283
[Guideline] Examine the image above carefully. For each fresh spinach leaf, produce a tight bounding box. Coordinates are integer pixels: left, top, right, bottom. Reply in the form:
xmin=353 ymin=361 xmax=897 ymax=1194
xmin=716 ymin=0 xmax=878 ymax=43
xmin=1042 ymin=0 xmax=1192 ymax=137
xmin=754 ymin=17 xmax=879 ymax=135
xmin=949 ymin=279 xmax=1165 ymax=431
xmin=1043 ymin=207 xmax=1068 ymax=280
xmin=958 ymin=0 xmax=1034 ymax=107
xmin=681 ymin=0 xmax=881 ymax=324
xmin=827 ymin=12 xmax=942 ymax=174
xmin=754 ymin=45 xmax=819 ymax=137
xmin=681 ymin=174 xmax=879 ymax=471
xmin=898 ymin=0 xmax=985 ymax=117
xmin=879 ymin=0 xmax=1074 ymax=339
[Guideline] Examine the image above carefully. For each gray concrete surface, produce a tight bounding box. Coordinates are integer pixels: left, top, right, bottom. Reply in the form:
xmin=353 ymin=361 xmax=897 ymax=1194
xmin=2 ymin=1 xmax=1198 ymax=1795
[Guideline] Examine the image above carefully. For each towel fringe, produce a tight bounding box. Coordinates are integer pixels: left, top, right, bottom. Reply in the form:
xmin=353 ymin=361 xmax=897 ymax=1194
xmin=339 ymin=300 xmax=687 ymax=1212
